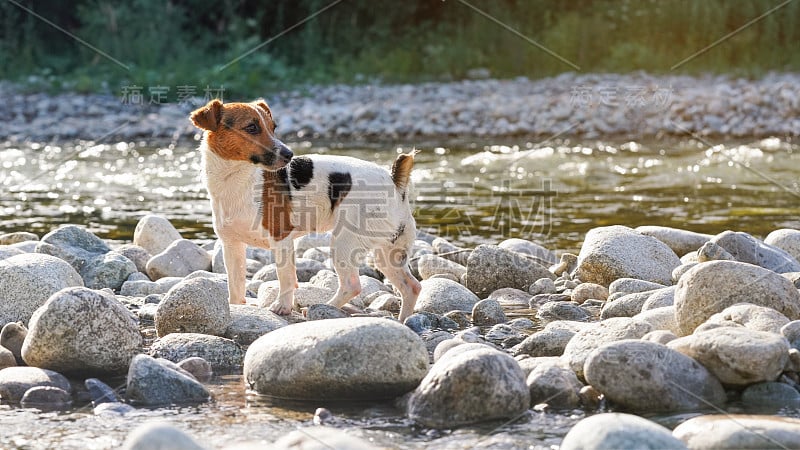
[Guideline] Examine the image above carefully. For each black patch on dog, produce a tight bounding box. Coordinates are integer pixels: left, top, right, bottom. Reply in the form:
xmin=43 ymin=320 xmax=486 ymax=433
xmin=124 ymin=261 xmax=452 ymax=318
xmin=276 ymin=167 xmax=292 ymax=199
xmin=401 ymin=190 xmax=406 ymax=202
xmin=328 ymin=172 xmax=352 ymax=210
xmin=389 ymin=222 xmax=406 ymax=244
xmin=289 ymin=156 xmax=314 ymax=190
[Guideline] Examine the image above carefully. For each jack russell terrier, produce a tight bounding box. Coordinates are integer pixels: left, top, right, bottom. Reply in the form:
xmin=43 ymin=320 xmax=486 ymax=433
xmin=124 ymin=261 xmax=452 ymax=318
xmin=190 ymin=99 xmax=421 ymax=321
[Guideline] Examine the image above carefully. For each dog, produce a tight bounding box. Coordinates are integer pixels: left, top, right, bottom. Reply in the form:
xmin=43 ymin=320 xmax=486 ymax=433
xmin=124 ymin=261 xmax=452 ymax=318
xmin=190 ymin=99 xmax=421 ymax=321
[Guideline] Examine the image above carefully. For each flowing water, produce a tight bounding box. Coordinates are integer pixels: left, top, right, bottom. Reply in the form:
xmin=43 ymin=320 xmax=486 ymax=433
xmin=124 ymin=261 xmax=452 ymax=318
xmin=1 ymin=136 xmax=800 ymax=448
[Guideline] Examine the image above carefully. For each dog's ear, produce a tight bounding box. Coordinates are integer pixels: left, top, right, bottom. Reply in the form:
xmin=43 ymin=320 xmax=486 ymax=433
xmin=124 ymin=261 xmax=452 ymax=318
xmin=254 ymin=99 xmax=273 ymax=120
xmin=190 ymin=99 xmax=223 ymax=131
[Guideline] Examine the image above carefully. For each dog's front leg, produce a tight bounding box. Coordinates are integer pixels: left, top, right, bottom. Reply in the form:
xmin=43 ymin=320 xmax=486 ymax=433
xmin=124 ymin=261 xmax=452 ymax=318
xmin=222 ymin=240 xmax=248 ymax=305
xmin=269 ymin=238 xmax=297 ymax=315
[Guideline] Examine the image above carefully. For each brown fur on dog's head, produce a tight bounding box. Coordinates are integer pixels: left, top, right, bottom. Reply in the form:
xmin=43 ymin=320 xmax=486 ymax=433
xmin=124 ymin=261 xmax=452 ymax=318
xmin=190 ymin=99 xmax=292 ymax=170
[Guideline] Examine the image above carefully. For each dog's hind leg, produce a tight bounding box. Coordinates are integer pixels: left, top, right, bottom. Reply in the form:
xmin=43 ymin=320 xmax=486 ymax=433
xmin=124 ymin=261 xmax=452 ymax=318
xmin=222 ymin=240 xmax=247 ymax=305
xmin=374 ymin=246 xmax=421 ymax=322
xmin=269 ymin=238 xmax=297 ymax=315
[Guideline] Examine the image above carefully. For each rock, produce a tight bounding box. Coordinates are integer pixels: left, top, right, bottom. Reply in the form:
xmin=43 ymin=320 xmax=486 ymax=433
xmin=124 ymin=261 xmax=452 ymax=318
xmin=115 ymin=244 xmax=151 ymax=273
xmin=121 ymin=422 xmax=207 ymax=450
xmin=0 ymin=246 xmax=24 ymax=260
xmin=150 ymin=333 xmax=244 ymax=371
xmin=422 ymin=330 xmax=454 ymax=356
xmin=641 ymin=329 xmax=678 ymax=344
xmin=571 ymin=282 xmax=608 ymax=303
xmin=636 ymin=225 xmax=711 ymax=256
xmin=417 ymin=254 xmax=467 ymax=280
xmin=21 ymin=287 xmax=142 ymax=375
xmin=257 ymin=282 xmax=335 ymax=309
xmin=252 ymin=258 xmax=325 ymax=283
xmin=1 ymin=321 xmax=27 ymax=363
xmin=367 ymin=293 xmax=401 ymax=314
xmin=244 ymin=318 xmax=428 ymax=400
xmin=498 ymin=238 xmax=557 ymax=265
xmin=673 ymin=260 xmax=800 ymax=335
xmin=765 ymin=228 xmax=800 ymax=262
xmin=537 ymin=301 xmax=589 ymax=322
xmin=634 ymin=306 xmax=680 ymax=334
xmin=608 ymin=278 xmax=668 ymax=295
xmin=703 ymin=303 xmax=790 ymax=334
xmin=414 ymin=278 xmax=480 ymax=314
xmin=672 ymin=415 xmax=800 ymax=449
xmin=20 ymin=386 xmax=72 ymax=410
xmin=697 ymin=241 xmax=735 ymax=262
xmin=561 ymin=317 xmax=652 ymax=378
xmin=600 ymin=291 xmax=653 ymax=318
xmin=133 ymin=214 xmax=182 ymax=255
xmin=560 ymin=413 xmax=688 ymax=450
xmin=293 ymin=232 xmax=331 ymax=257
xmin=85 ymin=251 xmax=139 ymax=290
xmin=146 ymin=239 xmax=212 ymax=280
xmin=527 ymin=362 xmax=583 ymax=408
xmin=0 ymin=253 xmax=83 ymax=326
xmin=641 ymin=286 xmax=676 ymax=311
xmin=432 ymin=237 xmax=470 ymax=265
xmin=585 ymin=340 xmax=726 ymax=412
xmin=711 ymin=230 xmax=800 ymax=273
xmin=224 ymin=304 xmax=288 ymax=345
xmin=529 ymin=277 xmax=557 ymax=295
xmin=155 ymin=277 xmax=230 ymax=337
xmin=484 ymin=323 xmax=527 ymax=347
xmin=465 ymin=244 xmax=555 ymax=297
xmin=0 ymin=346 xmax=15 ymax=369
xmin=471 ymin=299 xmax=507 ymax=326
xmin=512 ymin=328 xmax=575 ymax=357
xmin=741 ymin=381 xmax=800 ymax=407
xmin=672 ymin=263 xmax=697 ymax=282
xmin=668 ymin=327 xmax=789 ymax=386
xmin=85 ymin=377 xmax=121 ymax=405
xmin=120 ymin=277 xmax=183 ymax=297
xmin=0 ymin=366 xmax=72 ymax=403
xmin=782 ymin=320 xmax=800 ymax=350
xmin=0 ymin=232 xmax=38 ymax=245
xmin=126 ymin=354 xmax=210 ymax=406
xmin=407 ymin=345 xmax=529 ymax=428
xmin=551 ymin=253 xmax=578 ymax=277
xmin=265 ymin=427 xmax=378 ymax=450
xmin=307 ymin=304 xmax=349 ymax=320
xmin=575 ymin=226 xmax=680 ymax=286
xmin=178 ymin=357 xmax=213 ymax=383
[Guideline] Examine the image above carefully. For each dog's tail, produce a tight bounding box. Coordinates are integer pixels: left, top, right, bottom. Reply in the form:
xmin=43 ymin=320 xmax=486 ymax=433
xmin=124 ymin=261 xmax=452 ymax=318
xmin=391 ymin=149 xmax=418 ymax=193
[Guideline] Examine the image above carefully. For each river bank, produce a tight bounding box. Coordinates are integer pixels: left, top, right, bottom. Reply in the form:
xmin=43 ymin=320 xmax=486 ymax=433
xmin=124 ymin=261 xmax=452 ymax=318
xmin=1 ymin=72 xmax=799 ymax=143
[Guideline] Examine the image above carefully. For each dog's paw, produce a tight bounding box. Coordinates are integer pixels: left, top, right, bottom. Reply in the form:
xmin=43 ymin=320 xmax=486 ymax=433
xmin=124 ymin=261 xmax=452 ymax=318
xmin=228 ymin=297 xmax=246 ymax=305
xmin=268 ymin=300 xmax=293 ymax=316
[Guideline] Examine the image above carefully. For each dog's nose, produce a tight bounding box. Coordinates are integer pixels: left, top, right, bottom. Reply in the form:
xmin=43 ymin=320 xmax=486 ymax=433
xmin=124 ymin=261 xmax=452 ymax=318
xmin=277 ymin=143 xmax=293 ymax=160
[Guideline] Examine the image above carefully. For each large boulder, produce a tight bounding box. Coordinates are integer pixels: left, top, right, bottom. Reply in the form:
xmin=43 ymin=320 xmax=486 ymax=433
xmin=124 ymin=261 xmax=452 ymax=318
xmin=126 ymin=354 xmax=210 ymax=406
xmin=0 ymin=253 xmax=83 ymax=326
xmin=584 ymin=340 xmax=726 ymax=412
xmin=414 ymin=278 xmax=480 ymax=315
xmin=21 ymin=287 xmax=142 ymax=375
xmin=668 ymin=327 xmax=789 ymax=386
xmin=407 ymin=344 xmax=529 ymax=428
xmin=155 ymin=277 xmax=230 ymax=337
xmin=575 ymin=225 xmax=681 ymax=286
xmin=673 ymin=260 xmax=800 ymax=335
xmin=673 ymin=415 xmax=800 ymax=450
xmin=133 ymin=214 xmax=182 ymax=255
xmin=244 ymin=318 xmax=428 ymax=400
xmin=711 ymin=230 xmax=800 ymax=273
xmin=465 ymin=244 xmax=555 ymax=297
xmin=561 ymin=413 xmax=688 ymax=450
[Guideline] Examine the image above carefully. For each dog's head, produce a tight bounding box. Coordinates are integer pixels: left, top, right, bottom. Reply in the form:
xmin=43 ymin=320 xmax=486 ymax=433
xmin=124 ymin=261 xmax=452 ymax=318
xmin=190 ymin=99 xmax=293 ymax=170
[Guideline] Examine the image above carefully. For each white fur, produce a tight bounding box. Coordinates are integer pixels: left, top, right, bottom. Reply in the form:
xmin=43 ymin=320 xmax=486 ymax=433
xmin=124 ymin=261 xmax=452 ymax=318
xmin=201 ymin=140 xmax=420 ymax=321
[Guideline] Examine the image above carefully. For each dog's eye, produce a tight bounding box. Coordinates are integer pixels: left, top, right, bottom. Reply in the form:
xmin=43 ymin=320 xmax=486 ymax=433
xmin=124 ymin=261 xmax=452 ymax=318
xmin=244 ymin=123 xmax=260 ymax=135
xmin=272 ymin=122 xmax=278 ymax=132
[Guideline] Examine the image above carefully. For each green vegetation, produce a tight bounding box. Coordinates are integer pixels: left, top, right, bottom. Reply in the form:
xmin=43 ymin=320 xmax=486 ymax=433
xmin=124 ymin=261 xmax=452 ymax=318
xmin=2 ymin=0 xmax=799 ymax=99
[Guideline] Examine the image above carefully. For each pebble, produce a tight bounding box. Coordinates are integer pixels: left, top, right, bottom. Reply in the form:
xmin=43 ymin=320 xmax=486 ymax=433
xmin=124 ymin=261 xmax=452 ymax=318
xmin=702 ymin=303 xmax=790 ymax=334
xmin=177 ymin=357 xmax=214 ymax=383
xmin=740 ymin=381 xmax=800 ymax=407
xmin=633 ymin=306 xmax=680 ymax=334
xmin=150 ymin=333 xmax=244 ymax=371
xmin=527 ymin=361 xmax=583 ymax=409
xmin=668 ymin=327 xmax=789 ymax=386
xmin=641 ymin=329 xmax=678 ymax=345
xmin=0 ymin=321 xmax=27 ymax=364
xmin=711 ymin=230 xmax=800 ymax=273
xmin=244 ymin=318 xmax=428 ymax=400
xmin=497 ymin=238 xmax=557 ymax=266
xmin=257 ymin=281 xmax=337 ymax=309
xmin=635 ymin=225 xmax=711 ymax=256
xmin=0 ymin=253 xmax=83 ymax=326
xmin=85 ymin=377 xmax=121 ymax=406
xmin=599 ymin=290 xmax=653 ymax=319
xmin=407 ymin=345 xmax=529 ymax=428
xmin=155 ymin=277 xmax=230 ymax=337
xmin=765 ymin=228 xmax=800 ymax=262
xmin=252 ymin=258 xmax=326 ymax=283
xmin=0 ymin=232 xmax=38 ymax=245
xmin=414 ymin=278 xmax=480 ymax=315
xmin=484 ymin=323 xmax=527 ymax=347
xmin=697 ymin=241 xmax=735 ymax=262
xmin=121 ymin=422 xmax=207 ymax=450
xmin=529 ymin=277 xmax=557 ymax=295
xmin=570 ymin=282 xmax=608 ymax=303
xmin=471 ymin=299 xmax=507 ymax=326
xmin=132 ymin=215 xmax=183 ymax=255
xmin=126 ymin=354 xmax=210 ymax=406
xmin=21 ymin=287 xmax=142 ymax=375
xmin=574 ymin=225 xmax=680 ymax=286
xmin=584 ymin=340 xmax=726 ymax=412
xmin=263 ymin=427 xmax=377 ymax=450
xmin=561 ymin=317 xmax=652 ymax=379
xmin=672 ymin=263 xmax=697 ymax=282
xmin=417 ymin=254 xmax=467 ymax=280
xmin=120 ymin=276 xmax=183 ymax=297
xmin=673 ymin=260 xmax=800 ymax=335
xmin=672 ymin=415 xmax=800 ymax=449
xmin=19 ymin=386 xmax=72 ymax=410
xmin=781 ymin=320 xmax=800 ymax=350
xmin=431 ymin=237 xmax=470 ymax=265
xmin=114 ymin=244 xmax=152 ymax=274
xmin=537 ymin=301 xmax=589 ymax=322
xmin=560 ymin=413 xmax=688 ymax=450
xmin=608 ymin=278 xmax=668 ymax=295
xmin=512 ymin=328 xmax=575 ymax=358
xmin=306 ymin=303 xmax=349 ymax=320
xmin=146 ymin=239 xmax=212 ymax=280
xmin=465 ymin=244 xmax=555 ymax=297
xmin=640 ymin=286 xmax=676 ymax=311
xmin=0 ymin=366 xmax=72 ymax=403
